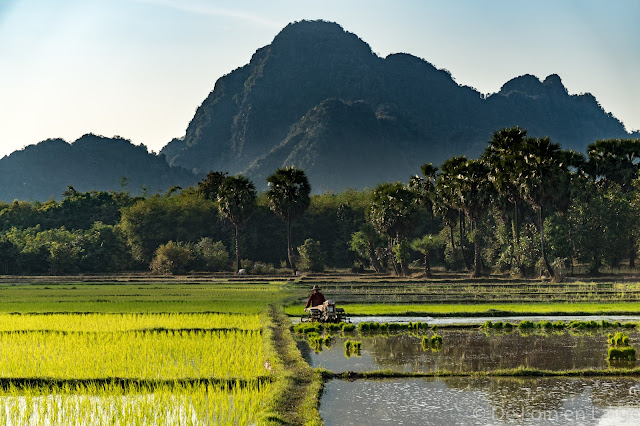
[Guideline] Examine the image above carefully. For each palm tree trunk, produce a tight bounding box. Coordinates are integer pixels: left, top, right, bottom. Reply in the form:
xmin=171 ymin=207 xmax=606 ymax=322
xmin=368 ymin=241 xmax=385 ymax=273
xmin=388 ymin=238 xmax=400 ymax=275
xmin=287 ymin=209 xmax=296 ymax=275
xmin=471 ymin=216 xmax=482 ymax=278
xmin=538 ymin=207 xmax=554 ymax=278
xmin=459 ymin=211 xmax=470 ymax=270
xmin=449 ymin=224 xmax=456 ymax=267
xmin=424 ymin=254 xmax=431 ymax=277
xmin=513 ymin=200 xmax=522 ymax=272
xmin=234 ymin=223 xmax=241 ymax=273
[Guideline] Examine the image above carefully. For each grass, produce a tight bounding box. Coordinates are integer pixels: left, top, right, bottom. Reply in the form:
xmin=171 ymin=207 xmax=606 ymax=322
xmin=0 ymin=282 xmax=291 ymax=314
xmin=287 ymin=301 xmax=640 ymax=317
xmin=321 ymin=366 xmax=640 ymax=380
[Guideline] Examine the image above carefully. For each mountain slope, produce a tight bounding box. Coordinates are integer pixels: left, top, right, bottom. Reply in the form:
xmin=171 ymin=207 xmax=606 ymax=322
xmin=161 ymin=20 xmax=636 ymax=190
xmin=0 ymin=134 xmax=199 ymax=201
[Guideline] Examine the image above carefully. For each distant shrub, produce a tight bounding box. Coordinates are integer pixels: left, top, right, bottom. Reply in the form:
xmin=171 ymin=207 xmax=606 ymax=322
xmin=149 ymin=241 xmax=192 ymax=274
xmin=194 ymin=238 xmax=229 ymax=272
xmin=297 ymin=239 xmax=326 ymax=272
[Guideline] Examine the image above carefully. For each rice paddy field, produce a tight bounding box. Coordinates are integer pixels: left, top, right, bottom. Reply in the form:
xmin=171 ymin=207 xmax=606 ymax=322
xmin=5 ymin=274 xmax=640 ymax=424
xmin=0 ymin=280 xmax=291 ymax=425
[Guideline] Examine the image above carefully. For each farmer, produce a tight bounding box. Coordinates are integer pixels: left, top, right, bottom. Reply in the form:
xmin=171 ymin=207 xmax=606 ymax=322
xmin=304 ymin=284 xmax=326 ymax=310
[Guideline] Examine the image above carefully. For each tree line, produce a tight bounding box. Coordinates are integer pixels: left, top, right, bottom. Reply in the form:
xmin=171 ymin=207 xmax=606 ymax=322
xmin=0 ymin=127 xmax=639 ymax=278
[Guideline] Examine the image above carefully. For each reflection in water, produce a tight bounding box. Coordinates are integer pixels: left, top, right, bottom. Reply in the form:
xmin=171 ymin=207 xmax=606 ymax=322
xmin=302 ymin=330 xmax=640 ymax=373
xmin=320 ymin=377 xmax=640 ymax=425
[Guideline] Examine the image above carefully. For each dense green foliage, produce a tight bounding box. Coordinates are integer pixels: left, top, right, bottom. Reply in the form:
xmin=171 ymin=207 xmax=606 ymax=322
xmin=1 ymin=127 xmax=640 ymax=277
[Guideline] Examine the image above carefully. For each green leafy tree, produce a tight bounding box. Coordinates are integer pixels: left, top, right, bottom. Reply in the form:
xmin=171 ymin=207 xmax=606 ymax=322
xmin=586 ymin=139 xmax=640 ymax=267
xmin=266 ymin=167 xmax=311 ymax=274
xmin=217 ymin=175 xmax=257 ymax=273
xmin=149 ymin=241 xmax=193 ymax=275
xmin=297 ymin=238 xmax=326 ymax=272
xmin=516 ymin=137 xmax=576 ymax=278
xmin=194 ymin=238 xmax=230 ymax=272
xmin=437 ymin=157 xmax=493 ymax=277
xmin=197 ymin=171 xmax=228 ymax=200
xmin=482 ymin=127 xmax=528 ymax=273
xmin=367 ymin=182 xmax=418 ymax=275
xmin=411 ymin=234 xmax=441 ymax=276
xmin=349 ymin=223 xmax=386 ymax=272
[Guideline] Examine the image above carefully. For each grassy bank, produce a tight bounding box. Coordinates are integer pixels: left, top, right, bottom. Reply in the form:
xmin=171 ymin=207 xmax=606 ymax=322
xmin=286 ymin=301 xmax=640 ymax=317
xmin=321 ymin=365 xmax=640 ymax=380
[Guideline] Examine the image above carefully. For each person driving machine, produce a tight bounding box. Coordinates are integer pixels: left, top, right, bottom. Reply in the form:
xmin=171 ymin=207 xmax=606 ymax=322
xmin=304 ymin=285 xmax=326 ymax=311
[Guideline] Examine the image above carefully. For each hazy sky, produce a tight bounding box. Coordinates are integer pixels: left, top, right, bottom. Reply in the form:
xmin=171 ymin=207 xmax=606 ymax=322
xmin=1 ymin=0 xmax=638 ymax=159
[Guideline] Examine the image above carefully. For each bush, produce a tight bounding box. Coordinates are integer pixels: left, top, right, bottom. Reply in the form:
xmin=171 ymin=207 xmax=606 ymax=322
xmin=242 ymin=259 xmax=276 ymax=275
xmin=149 ymin=241 xmax=192 ymax=274
xmin=194 ymin=238 xmax=229 ymax=272
xmin=297 ymin=239 xmax=326 ymax=272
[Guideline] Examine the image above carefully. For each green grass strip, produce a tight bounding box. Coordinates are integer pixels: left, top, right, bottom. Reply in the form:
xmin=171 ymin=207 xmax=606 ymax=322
xmin=319 ymin=366 xmax=640 ymax=380
xmin=287 ymin=302 xmax=640 ymax=317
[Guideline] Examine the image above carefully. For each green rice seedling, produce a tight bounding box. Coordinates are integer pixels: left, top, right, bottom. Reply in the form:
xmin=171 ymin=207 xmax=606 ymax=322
xmin=341 ymin=323 xmax=355 ymax=332
xmin=431 ymin=334 xmax=443 ymax=346
xmin=482 ymin=320 xmax=493 ymax=329
xmin=357 ymin=322 xmax=371 ymax=332
xmin=601 ymin=319 xmax=612 ymax=328
xmin=492 ymin=321 xmax=503 ymax=329
xmin=421 ymin=336 xmax=430 ymax=351
xmin=518 ymin=320 xmax=535 ymax=330
xmin=608 ymin=332 xmax=630 ymax=347
xmin=608 ymin=346 xmax=637 ymax=361
xmin=552 ymin=321 xmax=565 ymax=329
xmin=344 ymin=340 xmax=362 ymax=357
xmin=0 ymin=328 xmax=266 ymax=380
xmin=614 ymin=321 xmax=622 ymax=328
xmin=293 ymin=323 xmax=323 ymax=334
xmin=537 ymin=320 xmax=552 ymax=330
xmin=325 ymin=323 xmax=342 ymax=331
xmin=623 ymin=322 xmax=637 ymax=329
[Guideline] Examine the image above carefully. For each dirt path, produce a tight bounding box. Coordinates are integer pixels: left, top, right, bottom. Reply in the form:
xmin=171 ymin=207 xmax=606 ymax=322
xmin=265 ymin=306 xmax=322 ymax=425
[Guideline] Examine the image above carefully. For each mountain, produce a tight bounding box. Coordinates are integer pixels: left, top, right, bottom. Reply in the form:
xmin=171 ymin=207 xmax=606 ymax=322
xmin=162 ymin=20 xmax=637 ymax=190
xmin=0 ymin=134 xmax=199 ymax=202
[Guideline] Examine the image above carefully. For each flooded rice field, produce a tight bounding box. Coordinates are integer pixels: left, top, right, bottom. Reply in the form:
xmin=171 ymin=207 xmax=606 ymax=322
xmin=349 ymin=315 xmax=640 ymax=326
xmin=300 ymin=329 xmax=639 ymax=373
xmin=320 ymin=377 xmax=640 ymax=425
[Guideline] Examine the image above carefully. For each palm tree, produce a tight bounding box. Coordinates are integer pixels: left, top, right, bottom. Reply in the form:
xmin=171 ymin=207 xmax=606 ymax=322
xmin=411 ymin=234 xmax=440 ymax=277
xmin=266 ymin=167 xmax=311 ymax=274
xmin=517 ymin=137 xmax=571 ymax=278
xmin=217 ymin=175 xmax=257 ymax=273
xmin=482 ymin=127 xmax=528 ymax=272
xmin=455 ymin=159 xmax=493 ymax=277
xmin=436 ymin=156 xmax=470 ymax=270
xmin=367 ymin=182 xmax=418 ymax=275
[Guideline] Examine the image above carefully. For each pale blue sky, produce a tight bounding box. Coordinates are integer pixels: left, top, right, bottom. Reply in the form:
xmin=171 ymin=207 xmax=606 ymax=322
xmin=0 ymin=0 xmax=638 ymax=158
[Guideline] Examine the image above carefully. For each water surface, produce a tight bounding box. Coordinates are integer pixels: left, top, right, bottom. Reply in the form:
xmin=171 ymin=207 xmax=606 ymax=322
xmin=320 ymin=377 xmax=640 ymax=425
xmin=301 ymin=329 xmax=639 ymax=373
